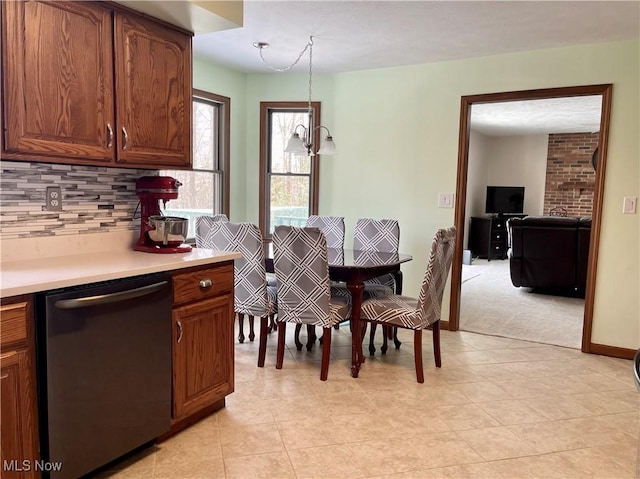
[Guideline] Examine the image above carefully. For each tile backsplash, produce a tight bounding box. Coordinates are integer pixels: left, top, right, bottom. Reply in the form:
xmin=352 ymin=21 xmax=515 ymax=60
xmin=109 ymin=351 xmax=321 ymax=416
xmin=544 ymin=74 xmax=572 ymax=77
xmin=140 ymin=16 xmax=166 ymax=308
xmin=0 ymin=161 xmax=155 ymax=240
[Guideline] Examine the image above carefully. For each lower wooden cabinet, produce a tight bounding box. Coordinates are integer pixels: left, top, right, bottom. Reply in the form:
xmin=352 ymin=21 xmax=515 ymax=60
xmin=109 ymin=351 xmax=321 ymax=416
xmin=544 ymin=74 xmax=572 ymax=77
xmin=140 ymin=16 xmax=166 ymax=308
xmin=0 ymin=297 xmax=39 ymax=479
xmin=171 ymin=263 xmax=235 ymax=425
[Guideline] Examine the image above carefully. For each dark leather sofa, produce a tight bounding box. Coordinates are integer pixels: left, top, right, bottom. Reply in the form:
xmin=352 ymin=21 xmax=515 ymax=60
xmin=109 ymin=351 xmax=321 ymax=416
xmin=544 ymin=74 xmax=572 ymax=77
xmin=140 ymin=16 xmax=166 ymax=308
xmin=507 ymin=216 xmax=591 ymax=295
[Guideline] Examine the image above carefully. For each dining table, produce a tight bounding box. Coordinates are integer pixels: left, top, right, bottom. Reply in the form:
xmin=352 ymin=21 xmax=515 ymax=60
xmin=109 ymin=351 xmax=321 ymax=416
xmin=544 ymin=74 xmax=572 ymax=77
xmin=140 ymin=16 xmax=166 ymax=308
xmin=264 ymin=244 xmax=413 ymax=377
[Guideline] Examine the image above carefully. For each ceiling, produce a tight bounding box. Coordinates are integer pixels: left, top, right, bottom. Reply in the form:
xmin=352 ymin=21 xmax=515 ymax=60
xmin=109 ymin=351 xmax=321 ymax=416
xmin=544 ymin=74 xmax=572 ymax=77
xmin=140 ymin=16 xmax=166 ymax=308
xmin=193 ymin=1 xmax=639 ymax=74
xmin=470 ymin=96 xmax=603 ymax=136
xmin=188 ymin=1 xmax=636 ymax=135
xmin=116 ymin=3 xmax=626 ymax=136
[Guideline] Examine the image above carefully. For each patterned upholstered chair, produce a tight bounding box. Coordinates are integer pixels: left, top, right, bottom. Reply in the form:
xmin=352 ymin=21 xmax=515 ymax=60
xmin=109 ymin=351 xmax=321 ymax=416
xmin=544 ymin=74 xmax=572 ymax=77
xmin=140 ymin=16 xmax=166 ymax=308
xmin=293 ymin=215 xmax=347 ymax=348
xmin=195 ymin=219 xmax=277 ymax=366
xmin=360 ymin=227 xmax=456 ymax=383
xmin=195 ymin=214 xmax=229 ymax=235
xmin=305 ymin=215 xmax=345 ymax=248
xmin=272 ymin=226 xmax=351 ymax=381
xmin=352 ymin=219 xmax=402 ymax=355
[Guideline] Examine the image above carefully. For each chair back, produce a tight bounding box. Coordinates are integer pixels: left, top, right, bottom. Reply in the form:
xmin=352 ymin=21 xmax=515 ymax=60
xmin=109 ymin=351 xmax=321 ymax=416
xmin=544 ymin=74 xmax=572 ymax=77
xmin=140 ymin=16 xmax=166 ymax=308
xmin=415 ymin=226 xmax=457 ymax=327
xmin=353 ymin=218 xmax=400 ymax=253
xmin=196 ymin=221 xmax=270 ymax=317
xmin=272 ymin=226 xmax=332 ymax=326
xmin=305 ymin=216 xmax=345 ymax=249
xmin=195 ymin=214 xmax=229 ymax=245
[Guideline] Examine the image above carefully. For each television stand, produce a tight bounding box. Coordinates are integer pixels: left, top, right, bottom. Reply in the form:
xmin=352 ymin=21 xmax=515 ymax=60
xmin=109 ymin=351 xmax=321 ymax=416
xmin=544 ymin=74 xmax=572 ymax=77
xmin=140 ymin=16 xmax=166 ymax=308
xmin=468 ymin=216 xmax=508 ymax=260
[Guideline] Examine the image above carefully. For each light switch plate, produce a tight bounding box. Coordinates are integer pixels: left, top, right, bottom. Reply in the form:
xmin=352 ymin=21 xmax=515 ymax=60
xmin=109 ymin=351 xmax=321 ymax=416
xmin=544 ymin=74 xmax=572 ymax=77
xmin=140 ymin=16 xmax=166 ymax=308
xmin=623 ymin=196 xmax=637 ymax=214
xmin=438 ymin=193 xmax=454 ymax=208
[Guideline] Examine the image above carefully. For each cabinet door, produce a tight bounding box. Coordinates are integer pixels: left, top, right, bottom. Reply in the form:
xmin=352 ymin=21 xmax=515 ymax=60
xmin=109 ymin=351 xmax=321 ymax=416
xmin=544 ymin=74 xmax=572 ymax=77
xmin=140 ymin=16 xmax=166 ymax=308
xmin=1 ymin=350 xmax=38 ymax=479
xmin=173 ymin=294 xmax=234 ymax=421
xmin=114 ymin=13 xmax=192 ymax=168
xmin=1 ymin=0 xmax=114 ymax=162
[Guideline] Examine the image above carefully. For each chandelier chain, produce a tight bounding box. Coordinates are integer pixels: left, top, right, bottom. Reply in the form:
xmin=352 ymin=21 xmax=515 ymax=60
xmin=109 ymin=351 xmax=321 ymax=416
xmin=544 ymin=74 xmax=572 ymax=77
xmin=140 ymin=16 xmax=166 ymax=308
xmin=308 ymin=37 xmax=313 ymax=116
xmin=258 ymin=36 xmax=313 ymax=72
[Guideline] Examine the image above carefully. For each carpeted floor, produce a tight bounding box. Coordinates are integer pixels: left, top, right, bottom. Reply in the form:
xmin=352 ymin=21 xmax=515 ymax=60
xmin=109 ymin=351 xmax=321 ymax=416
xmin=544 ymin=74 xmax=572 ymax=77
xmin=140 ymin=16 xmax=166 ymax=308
xmin=460 ymin=259 xmax=584 ymax=349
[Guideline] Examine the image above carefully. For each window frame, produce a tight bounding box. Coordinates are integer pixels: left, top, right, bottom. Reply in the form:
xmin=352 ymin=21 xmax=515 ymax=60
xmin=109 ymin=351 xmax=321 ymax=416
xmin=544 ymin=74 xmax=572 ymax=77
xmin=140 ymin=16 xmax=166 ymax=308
xmin=259 ymin=101 xmax=321 ymax=240
xmin=192 ymin=88 xmax=231 ymax=218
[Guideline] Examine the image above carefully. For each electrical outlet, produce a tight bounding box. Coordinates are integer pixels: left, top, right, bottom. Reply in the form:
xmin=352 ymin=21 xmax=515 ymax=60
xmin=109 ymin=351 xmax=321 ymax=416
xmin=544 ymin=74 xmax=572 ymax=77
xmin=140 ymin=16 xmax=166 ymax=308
xmin=623 ymin=196 xmax=637 ymax=214
xmin=46 ymin=186 xmax=63 ymax=211
xmin=438 ymin=193 xmax=454 ymax=208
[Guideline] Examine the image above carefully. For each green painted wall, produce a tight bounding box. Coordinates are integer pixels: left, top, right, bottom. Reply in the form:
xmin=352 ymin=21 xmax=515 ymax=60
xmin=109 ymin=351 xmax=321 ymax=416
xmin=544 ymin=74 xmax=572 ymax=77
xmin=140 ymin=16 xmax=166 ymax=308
xmin=193 ymin=56 xmax=248 ymax=222
xmin=197 ymin=40 xmax=639 ymax=350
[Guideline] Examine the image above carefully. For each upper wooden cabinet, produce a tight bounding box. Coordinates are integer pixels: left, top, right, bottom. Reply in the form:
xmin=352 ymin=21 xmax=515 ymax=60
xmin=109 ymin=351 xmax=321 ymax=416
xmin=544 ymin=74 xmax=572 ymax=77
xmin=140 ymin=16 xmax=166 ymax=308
xmin=114 ymin=12 xmax=191 ymax=167
xmin=1 ymin=0 xmax=192 ymax=169
xmin=2 ymin=1 xmax=114 ymax=163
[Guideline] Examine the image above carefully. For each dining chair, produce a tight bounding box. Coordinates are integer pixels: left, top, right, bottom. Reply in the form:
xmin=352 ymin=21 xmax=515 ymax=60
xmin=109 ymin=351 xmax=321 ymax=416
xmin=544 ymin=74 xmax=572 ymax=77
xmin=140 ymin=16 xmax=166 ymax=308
xmin=352 ymin=218 xmax=402 ymax=356
xmin=360 ymin=226 xmax=456 ymax=383
xmin=195 ymin=219 xmax=277 ymax=365
xmin=194 ymin=214 xmax=229 ymax=245
xmin=305 ymin=215 xmax=345 ymax=248
xmin=293 ymin=215 xmax=347 ymax=347
xmin=271 ymin=225 xmax=351 ymax=380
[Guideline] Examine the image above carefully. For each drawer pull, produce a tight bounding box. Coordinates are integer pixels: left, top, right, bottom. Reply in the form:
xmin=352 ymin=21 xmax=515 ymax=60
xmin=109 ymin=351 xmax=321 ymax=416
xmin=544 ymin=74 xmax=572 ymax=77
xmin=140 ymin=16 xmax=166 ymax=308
xmin=177 ymin=321 xmax=183 ymax=343
xmin=199 ymin=279 xmax=213 ymax=289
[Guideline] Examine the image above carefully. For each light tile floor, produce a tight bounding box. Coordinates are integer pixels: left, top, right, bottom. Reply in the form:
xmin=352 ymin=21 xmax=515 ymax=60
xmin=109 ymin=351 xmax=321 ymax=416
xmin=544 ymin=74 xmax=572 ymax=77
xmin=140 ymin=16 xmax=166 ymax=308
xmin=98 ymin=326 xmax=639 ymax=479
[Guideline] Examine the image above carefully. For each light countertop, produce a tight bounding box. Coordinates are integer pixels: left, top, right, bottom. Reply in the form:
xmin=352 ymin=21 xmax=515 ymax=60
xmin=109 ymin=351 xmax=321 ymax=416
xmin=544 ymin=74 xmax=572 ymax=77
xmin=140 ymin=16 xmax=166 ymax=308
xmin=0 ymin=247 xmax=241 ymax=298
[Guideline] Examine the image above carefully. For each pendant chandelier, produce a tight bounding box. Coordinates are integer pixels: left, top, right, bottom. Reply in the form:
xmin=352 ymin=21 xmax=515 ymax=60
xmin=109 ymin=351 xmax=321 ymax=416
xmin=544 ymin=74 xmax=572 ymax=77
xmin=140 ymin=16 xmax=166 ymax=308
xmin=254 ymin=36 xmax=336 ymax=156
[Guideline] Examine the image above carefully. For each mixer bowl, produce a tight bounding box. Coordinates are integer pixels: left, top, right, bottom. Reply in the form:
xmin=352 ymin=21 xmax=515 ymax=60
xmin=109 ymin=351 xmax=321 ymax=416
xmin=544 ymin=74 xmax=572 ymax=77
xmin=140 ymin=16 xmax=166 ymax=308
xmin=147 ymin=216 xmax=189 ymax=247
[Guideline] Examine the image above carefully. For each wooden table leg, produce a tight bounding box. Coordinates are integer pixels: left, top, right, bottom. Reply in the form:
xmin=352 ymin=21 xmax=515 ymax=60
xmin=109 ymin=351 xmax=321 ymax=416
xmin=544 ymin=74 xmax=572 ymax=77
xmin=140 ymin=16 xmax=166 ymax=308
xmin=347 ymin=282 xmax=364 ymax=378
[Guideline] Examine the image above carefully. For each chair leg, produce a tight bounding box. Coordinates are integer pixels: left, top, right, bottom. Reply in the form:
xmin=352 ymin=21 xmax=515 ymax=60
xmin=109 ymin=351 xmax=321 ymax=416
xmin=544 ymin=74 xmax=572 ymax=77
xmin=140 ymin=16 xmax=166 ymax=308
xmin=320 ymin=327 xmax=332 ymax=381
xmin=268 ymin=314 xmax=277 ymax=333
xmin=306 ymin=324 xmax=315 ymax=351
xmin=393 ymin=327 xmax=402 ymax=350
xmin=294 ymin=324 xmax=303 ymax=351
xmin=249 ymin=316 xmax=255 ymax=342
xmin=414 ymin=329 xmax=424 ymax=383
xmin=276 ymin=322 xmax=287 ymax=370
xmin=258 ymin=317 xmax=268 ymax=367
xmin=237 ymin=313 xmax=245 ymax=343
xmin=368 ymin=323 xmax=377 ymax=356
xmin=433 ymin=320 xmax=442 ymax=368
xmin=381 ymin=325 xmax=389 ymax=355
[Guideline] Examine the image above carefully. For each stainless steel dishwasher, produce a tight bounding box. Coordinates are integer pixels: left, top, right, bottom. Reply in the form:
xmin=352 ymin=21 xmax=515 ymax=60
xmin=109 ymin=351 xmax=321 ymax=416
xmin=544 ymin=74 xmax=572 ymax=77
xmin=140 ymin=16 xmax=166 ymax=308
xmin=35 ymin=272 xmax=172 ymax=479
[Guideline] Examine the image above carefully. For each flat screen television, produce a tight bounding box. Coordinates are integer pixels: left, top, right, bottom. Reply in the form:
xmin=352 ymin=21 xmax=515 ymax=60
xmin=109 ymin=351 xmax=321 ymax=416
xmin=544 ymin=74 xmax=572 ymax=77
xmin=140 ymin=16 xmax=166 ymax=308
xmin=485 ymin=186 xmax=525 ymax=215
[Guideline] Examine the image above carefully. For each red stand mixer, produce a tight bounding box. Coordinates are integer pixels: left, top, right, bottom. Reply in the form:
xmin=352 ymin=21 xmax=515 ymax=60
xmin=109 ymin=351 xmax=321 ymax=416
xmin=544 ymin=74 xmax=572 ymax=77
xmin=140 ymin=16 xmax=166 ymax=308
xmin=134 ymin=176 xmax=192 ymax=254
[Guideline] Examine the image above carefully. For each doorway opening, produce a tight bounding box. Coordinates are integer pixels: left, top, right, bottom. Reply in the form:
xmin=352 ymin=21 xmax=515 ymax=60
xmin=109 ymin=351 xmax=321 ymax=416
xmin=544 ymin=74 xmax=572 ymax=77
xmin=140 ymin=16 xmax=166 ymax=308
xmin=447 ymin=84 xmax=613 ymax=353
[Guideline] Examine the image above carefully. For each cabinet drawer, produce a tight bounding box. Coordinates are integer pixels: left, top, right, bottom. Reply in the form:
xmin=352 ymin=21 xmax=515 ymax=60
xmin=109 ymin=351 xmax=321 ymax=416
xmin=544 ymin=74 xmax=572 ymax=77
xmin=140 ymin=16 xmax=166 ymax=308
xmin=0 ymin=301 xmax=28 ymax=347
xmin=173 ymin=264 xmax=233 ymax=305
xmin=492 ymin=231 xmax=506 ymax=242
xmin=492 ymin=221 xmax=506 ymax=231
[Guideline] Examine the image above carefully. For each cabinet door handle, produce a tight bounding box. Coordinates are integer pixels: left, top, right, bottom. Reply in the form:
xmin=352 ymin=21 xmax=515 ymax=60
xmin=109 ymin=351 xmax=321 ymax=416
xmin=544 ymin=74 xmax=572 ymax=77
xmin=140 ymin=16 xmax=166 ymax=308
xmin=106 ymin=123 xmax=113 ymax=148
xmin=199 ymin=278 xmax=212 ymax=289
xmin=122 ymin=126 xmax=129 ymax=150
xmin=177 ymin=321 xmax=183 ymax=343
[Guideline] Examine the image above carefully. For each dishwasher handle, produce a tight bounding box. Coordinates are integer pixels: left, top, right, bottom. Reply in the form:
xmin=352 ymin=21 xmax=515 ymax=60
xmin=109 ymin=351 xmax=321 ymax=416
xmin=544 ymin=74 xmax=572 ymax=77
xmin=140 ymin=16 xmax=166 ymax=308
xmin=54 ymin=281 xmax=169 ymax=310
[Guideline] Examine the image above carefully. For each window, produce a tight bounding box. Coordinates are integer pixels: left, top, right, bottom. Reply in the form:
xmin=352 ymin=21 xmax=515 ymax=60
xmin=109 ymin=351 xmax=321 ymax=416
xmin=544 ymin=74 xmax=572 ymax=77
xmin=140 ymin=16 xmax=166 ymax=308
xmin=162 ymin=89 xmax=230 ymax=239
xmin=259 ymin=102 xmax=321 ymax=238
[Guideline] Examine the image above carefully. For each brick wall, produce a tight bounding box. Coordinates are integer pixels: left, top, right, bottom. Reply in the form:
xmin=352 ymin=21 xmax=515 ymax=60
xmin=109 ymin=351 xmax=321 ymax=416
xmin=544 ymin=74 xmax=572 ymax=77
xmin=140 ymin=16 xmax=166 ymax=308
xmin=544 ymin=133 xmax=598 ymax=217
